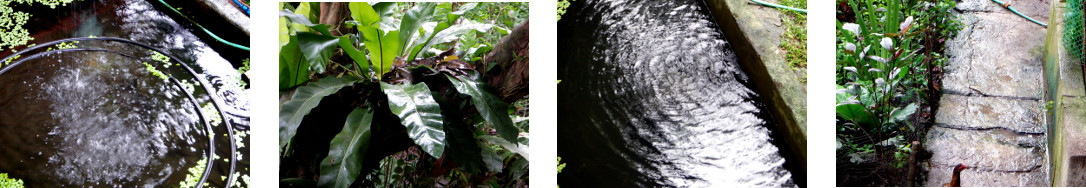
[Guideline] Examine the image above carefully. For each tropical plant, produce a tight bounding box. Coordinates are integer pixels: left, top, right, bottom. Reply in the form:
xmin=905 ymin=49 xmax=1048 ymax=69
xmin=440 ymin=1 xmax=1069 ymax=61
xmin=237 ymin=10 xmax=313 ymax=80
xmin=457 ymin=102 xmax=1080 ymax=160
xmin=835 ymin=0 xmax=960 ymax=166
xmin=279 ymin=2 xmax=528 ymax=187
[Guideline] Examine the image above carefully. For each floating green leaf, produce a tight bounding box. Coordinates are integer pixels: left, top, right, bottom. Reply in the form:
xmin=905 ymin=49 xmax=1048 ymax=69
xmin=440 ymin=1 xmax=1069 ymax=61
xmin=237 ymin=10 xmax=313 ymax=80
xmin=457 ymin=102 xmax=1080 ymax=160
xmin=280 ymin=77 xmax=358 ymax=152
xmin=318 ymin=107 xmax=374 ymax=188
xmin=381 ymin=82 xmax=446 ymax=158
xmin=447 ymin=73 xmax=518 ymax=144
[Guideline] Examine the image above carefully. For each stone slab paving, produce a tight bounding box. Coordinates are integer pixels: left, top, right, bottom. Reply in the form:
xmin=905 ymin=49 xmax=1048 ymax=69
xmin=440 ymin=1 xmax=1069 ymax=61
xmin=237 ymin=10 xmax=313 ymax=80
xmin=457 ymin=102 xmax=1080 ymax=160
xmin=934 ymin=95 xmax=1045 ymax=133
xmin=924 ymin=0 xmax=1051 ymax=186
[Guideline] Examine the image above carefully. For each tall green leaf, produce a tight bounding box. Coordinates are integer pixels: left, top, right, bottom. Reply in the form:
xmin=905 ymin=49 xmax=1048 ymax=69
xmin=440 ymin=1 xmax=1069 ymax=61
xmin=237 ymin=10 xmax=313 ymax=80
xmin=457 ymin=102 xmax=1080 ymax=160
xmin=279 ymin=34 xmax=309 ymax=90
xmin=348 ymin=2 xmax=380 ymax=26
xmin=381 ymin=82 xmax=446 ymax=158
xmin=318 ymin=107 xmax=374 ymax=188
xmin=280 ymin=77 xmax=358 ymax=151
xmin=359 ymin=26 xmax=400 ymax=75
xmin=446 ymin=73 xmax=518 ymax=145
xmin=398 ymin=2 xmax=435 ymax=54
xmin=337 ymin=36 xmax=372 ymax=77
xmin=480 ymin=135 xmax=529 ymax=161
xmin=407 ymin=22 xmax=492 ymax=61
xmin=297 ymin=32 xmax=339 ymax=74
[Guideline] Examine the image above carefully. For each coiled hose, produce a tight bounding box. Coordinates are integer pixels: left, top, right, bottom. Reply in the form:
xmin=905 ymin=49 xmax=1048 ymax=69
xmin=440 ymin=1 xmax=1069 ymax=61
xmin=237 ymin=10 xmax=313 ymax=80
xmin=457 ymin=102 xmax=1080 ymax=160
xmin=0 ymin=37 xmax=240 ymax=188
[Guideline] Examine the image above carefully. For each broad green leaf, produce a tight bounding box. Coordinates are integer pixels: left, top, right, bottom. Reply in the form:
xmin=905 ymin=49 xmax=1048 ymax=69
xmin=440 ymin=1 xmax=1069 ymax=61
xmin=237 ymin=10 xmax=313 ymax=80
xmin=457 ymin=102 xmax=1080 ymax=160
xmin=318 ymin=107 xmax=374 ymax=188
xmin=381 ymin=82 xmax=446 ymax=158
xmin=279 ymin=7 xmax=290 ymax=48
xmin=447 ymin=73 xmax=518 ymax=144
xmin=398 ymin=3 xmax=435 ymax=54
xmin=348 ymin=2 xmax=380 ymax=26
xmin=407 ymin=22 xmax=451 ymax=61
xmin=408 ymin=22 xmax=492 ymax=61
xmin=371 ymin=2 xmax=397 ymax=20
xmin=446 ymin=3 xmax=478 ymax=22
xmin=887 ymin=103 xmax=918 ymax=123
xmin=480 ymin=142 xmax=503 ymax=172
xmin=433 ymin=93 xmax=482 ymax=174
xmin=836 ymin=103 xmax=876 ymax=127
xmin=359 ymin=26 xmax=400 ymax=75
xmin=279 ymin=35 xmax=309 ymax=90
xmin=297 ymin=32 xmax=339 ymax=74
xmin=280 ymin=77 xmax=358 ymax=151
xmin=443 ymin=119 xmax=483 ymax=174
xmin=336 ymin=36 xmax=372 ymax=77
xmin=835 ymin=85 xmax=850 ymax=104
xmin=280 ymin=10 xmax=333 ymax=36
xmin=379 ymin=31 xmax=401 ymax=73
xmin=480 ymin=135 xmax=529 ymax=161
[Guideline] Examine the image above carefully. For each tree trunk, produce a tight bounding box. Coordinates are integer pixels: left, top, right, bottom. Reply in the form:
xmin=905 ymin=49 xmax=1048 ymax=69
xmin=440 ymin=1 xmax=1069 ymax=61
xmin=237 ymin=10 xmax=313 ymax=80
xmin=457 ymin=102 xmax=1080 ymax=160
xmin=480 ymin=20 xmax=530 ymax=103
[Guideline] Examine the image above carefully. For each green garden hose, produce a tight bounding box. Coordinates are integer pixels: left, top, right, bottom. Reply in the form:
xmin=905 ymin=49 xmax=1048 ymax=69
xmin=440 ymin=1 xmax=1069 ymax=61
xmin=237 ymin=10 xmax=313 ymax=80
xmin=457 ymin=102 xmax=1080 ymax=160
xmin=153 ymin=0 xmax=250 ymax=51
xmin=991 ymin=0 xmax=1048 ymax=27
xmin=749 ymin=0 xmax=806 ymax=13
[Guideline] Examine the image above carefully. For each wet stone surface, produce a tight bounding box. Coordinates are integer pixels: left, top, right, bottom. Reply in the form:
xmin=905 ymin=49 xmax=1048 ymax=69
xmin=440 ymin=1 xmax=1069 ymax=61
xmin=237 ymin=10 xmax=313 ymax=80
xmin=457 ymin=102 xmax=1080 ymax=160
xmin=925 ymin=0 xmax=1050 ymax=186
xmin=934 ymin=95 xmax=1045 ymax=133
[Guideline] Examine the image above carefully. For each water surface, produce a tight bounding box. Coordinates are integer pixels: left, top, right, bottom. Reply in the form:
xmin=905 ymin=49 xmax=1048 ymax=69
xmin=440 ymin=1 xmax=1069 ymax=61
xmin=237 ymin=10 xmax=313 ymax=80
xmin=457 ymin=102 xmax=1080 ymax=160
xmin=557 ymin=0 xmax=798 ymax=187
xmin=0 ymin=0 xmax=249 ymax=186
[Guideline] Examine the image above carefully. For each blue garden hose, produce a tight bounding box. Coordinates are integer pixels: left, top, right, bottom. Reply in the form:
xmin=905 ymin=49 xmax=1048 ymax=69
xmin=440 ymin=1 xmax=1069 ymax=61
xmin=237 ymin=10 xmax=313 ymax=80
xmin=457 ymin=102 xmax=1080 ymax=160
xmin=231 ymin=0 xmax=249 ymax=16
xmin=749 ymin=0 xmax=807 ymax=13
xmin=991 ymin=0 xmax=1048 ymax=27
xmin=153 ymin=0 xmax=250 ymax=51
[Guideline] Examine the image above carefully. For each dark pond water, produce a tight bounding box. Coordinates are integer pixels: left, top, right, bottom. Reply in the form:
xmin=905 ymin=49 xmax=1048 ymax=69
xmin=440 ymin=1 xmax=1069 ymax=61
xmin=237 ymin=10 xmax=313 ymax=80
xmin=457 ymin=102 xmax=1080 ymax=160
xmin=0 ymin=0 xmax=249 ymax=187
xmin=557 ymin=0 xmax=798 ymax=187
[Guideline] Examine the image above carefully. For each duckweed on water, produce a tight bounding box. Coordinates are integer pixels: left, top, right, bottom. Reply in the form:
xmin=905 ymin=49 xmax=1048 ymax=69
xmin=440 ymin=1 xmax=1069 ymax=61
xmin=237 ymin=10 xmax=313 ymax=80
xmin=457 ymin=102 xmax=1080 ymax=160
xmin=202 ymin=102 xmax=222 ymax=126
xmin=143 ymin=62 xmax=168 ymax=80
xmin=178 ymin=158 xmax=207 ymax=188
xmin=0 ymin=173 xmax=22 ymax=188
xmin=0 ymin=0 xmax=79 ymax=51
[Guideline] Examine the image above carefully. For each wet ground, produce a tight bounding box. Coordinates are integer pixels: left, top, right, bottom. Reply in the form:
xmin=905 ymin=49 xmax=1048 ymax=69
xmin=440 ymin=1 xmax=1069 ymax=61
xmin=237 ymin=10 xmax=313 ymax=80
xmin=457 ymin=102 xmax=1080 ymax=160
xmin=0 ymin=0 xmax=249 ymax=187
xmin=557 ymin=0 xmax=799 ymax=187
xmin=923 ymin=0 xmax=1051 ymax=186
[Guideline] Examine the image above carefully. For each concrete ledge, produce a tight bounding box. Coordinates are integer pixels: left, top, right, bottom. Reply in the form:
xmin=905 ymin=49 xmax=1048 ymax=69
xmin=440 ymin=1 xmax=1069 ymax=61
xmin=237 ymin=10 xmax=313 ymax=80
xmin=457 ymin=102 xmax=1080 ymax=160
xmin=1047 ymin=0 xmax=1086 ymax=185
xmin=702 ymin=0 xmax=807 ymax=177
xmin=198 ymin=0 xmax=249 ymax=36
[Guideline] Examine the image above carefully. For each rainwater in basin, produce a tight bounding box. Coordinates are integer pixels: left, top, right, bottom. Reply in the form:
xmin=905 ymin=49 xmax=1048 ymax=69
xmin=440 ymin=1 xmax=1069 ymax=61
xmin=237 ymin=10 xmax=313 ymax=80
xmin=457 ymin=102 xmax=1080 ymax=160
xmin=0 ymin=0 xmax=249 ymax=187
